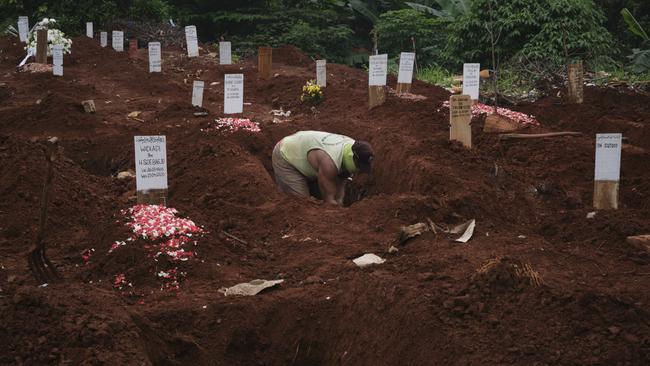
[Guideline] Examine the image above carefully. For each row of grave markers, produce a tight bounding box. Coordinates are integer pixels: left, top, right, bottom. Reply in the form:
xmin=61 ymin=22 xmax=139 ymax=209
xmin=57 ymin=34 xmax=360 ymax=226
xmin=132 ymin=132 xmax=622 ymax=209
xmin=17 ymin=18 xmax=607 ymax=208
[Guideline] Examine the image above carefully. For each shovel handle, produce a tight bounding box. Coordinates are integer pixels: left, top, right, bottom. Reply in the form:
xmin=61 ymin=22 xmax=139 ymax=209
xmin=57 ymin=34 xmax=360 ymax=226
xmin=35 ymin=137 xmax=58 ymax=247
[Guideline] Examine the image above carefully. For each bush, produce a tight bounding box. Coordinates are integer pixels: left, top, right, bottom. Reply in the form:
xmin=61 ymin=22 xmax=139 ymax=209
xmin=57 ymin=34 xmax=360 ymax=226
xmin=446 ymin=0 xmax=616 ymax=70
xmin=373 ymin=9 xmax=447 ymax=66
xmin=2 ymin=0 xmax=170 ymax=36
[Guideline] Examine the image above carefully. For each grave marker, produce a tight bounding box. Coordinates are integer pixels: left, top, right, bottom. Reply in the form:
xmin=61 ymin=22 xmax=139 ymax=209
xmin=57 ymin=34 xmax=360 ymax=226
xmin=462 ymin=63 xmax=480 ymax=101
xmin=567 ymin=61 xmax=583 ymax=104
xmin=224 ymin=74 xmax=244 ymax=114
xmin=449 ymin=95 xmax=472 ymax=148
xmin=219 ymin=41 xmax=232 ymax=65
xmin=18 ymin=16 xmax=29 ymax=43
xmin=134 ymin=136 xmax=168 ymax=206
xmin=86 ymin=22 xmax=93 ymax=38
xmin=112 ymin=31 xmax=124 ymax=52
xmin=368 ymin=54 xmax=388 ymax=109
xmin=100 ymin=32 xmax=107 ymax=47
xmin=35 ymin=29 xmax=48 ymax=64
xmin=191 ymin=80 xmax=204 ymax=107
xmin=129 ymin=39 xmax=138 ymax=58
xmin=52 ymin=44 xmax=63 ymax=76
xmin=593 ymin=133 xmax=621 ymax=209
xmin=185 ymin=25 xmax=199 ymax=57
xmin=148 ymin=42 xmax=161 ymax=73
xmin=258 ymin=46 xmax=272 ymax=79
xmin=316 ymin=60 xmax=326 ymax=87
xmin=397 ymin=52 xmax=415 ymax=94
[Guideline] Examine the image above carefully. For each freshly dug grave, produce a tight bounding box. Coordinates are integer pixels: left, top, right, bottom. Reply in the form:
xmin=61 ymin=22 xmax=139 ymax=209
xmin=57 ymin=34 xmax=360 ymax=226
xmin=0 ymin=35 xmax=649 ymax=365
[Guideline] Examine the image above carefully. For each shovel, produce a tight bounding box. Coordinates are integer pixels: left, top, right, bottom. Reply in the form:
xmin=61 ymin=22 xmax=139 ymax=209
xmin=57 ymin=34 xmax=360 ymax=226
xmin=27 ymin=137 xmax=61 ymax=284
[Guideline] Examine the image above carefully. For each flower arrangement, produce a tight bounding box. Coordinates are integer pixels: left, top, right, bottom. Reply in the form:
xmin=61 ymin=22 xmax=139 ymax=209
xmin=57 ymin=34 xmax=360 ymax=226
xmin=26 ymin=18 xmax=73 ymax=55
xmin=300 ymin=80 xmax=324 ymax=105
xmin=202 ymin=118 xmax=261 ymax=133
xmin=440 ymin=100 xmax=539 ymax=127
xmin=108 ymin=204 xmax=205 ymax=291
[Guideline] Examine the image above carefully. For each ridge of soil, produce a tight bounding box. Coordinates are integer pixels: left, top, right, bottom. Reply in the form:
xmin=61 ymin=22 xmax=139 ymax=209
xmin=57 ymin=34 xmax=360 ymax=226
xmin=0 ymin=36 xmax=649 ymax=365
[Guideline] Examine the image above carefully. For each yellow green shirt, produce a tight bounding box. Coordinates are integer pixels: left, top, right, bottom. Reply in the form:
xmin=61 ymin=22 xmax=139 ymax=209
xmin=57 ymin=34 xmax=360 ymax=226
xmin=280 ymin=131 xmax=354 ymax=178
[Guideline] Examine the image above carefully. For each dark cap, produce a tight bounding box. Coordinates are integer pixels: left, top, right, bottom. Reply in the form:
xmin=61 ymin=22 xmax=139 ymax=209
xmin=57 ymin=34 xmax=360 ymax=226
xmin=352 ymin=141 xmax=374 ymax=173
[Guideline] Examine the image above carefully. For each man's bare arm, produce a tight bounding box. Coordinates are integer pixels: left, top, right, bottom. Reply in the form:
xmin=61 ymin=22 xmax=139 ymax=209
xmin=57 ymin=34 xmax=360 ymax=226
xmin=308 ymin=150 xmax=341 ymax=206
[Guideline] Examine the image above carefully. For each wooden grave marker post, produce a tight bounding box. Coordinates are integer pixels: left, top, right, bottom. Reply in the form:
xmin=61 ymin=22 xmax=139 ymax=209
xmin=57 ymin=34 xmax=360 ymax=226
xmin=593 ymin=133 xmax=622 ymax=210
xmin=129 ymin=39 xmax=138 ymax=58
xmin=368 ymin=54 xmax=388 ymax=109
xmin=134 ymin=136 xmax=168 ymax=206
xmin=258 ymin=46 xmax=272 ymax=79
xmin=396 ymin=52 xmax=415 ymax=94
xmin=35 ymin=28 xmax=48 ymax=64
xmin=567 ymin=61 xmax=584 ymax=104
xmin=449 ymin=95 xmax=472 ymax=148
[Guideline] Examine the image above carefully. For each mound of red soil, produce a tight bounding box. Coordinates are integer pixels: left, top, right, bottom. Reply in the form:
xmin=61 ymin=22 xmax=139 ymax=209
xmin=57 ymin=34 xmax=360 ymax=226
xmin=0 ymin=35 xmax=649 ymax=365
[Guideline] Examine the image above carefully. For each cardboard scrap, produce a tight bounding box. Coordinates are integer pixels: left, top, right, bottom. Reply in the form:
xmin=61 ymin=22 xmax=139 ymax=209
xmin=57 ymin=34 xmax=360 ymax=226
xmin=450 ymin=219 xmax=476 ymax=243
xmin=626 ymin=235 xmax=650 ymax=253
xmin=220 ymin=279 xmax=284 ymax=296
xmin=353 ymin=253 xmax=385 ymax=268
xmin=81 ymin=100 xmax=96 ymax=113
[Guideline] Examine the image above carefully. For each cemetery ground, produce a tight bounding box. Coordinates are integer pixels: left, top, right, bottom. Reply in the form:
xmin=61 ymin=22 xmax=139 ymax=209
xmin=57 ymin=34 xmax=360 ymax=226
xmin=0 ymin=35 xmax=649 ymax=365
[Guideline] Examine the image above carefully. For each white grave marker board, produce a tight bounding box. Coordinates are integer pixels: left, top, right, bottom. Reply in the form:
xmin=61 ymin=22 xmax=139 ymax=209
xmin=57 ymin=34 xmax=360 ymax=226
xmin=86 ymin=22 xmax=93 ymax=38
xmin=100 ymin=32 xmax=107 ymax=47
xmin=594 ymin=133 xmax=622 ymax=181
xmin=148 ymin=42 xmax=161 ymax=73
xmin=224 ymin=74 xmax=244 ymax=114
xmin=369 ymin=54 xmax=388 ymax=86
xmin=18 ymin=16 xmax=29 ymax=43
xmin=112 ymin=31 xmax=124 ymax=52
xmin=185 ymin=25 xmax=199 ymax=57
xmin=462 ymin=63 xmax=480 ymax=100
xmin=52 ymin=45 xmax=63 ymax=76
xmin=134 ymin=136 xmax=168 ymax=191
xmin=219 ymin=41 xmax=232 ymax=65
xmin=397 ymin=52 xmax=415 ymax=84
xmin=192 ymin=80 xmax=204 ymax=107
xmin=316 ymin=60 xmax=326 ymax=87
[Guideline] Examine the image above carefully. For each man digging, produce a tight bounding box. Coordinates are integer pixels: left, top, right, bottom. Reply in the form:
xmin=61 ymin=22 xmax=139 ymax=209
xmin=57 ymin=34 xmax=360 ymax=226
xmin=272 ymin=131 xmax=374 ymax=206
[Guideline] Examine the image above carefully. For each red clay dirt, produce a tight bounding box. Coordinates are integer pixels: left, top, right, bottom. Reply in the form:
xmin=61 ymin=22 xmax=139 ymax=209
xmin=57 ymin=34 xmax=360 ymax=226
xmin=0 ymin=35 xmax=649 ymax=365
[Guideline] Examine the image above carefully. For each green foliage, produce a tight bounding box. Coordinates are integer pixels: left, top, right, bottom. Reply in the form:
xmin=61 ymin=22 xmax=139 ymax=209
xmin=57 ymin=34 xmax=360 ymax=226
xmin=373 ymin=9 xmax=446 ymax=65
xmin=416 ymin=64 xmax=453 ymax=87
xmin=446 ymin=0 xmax=616 ymax=71
xmin=282 ymin=22 xmax=353 ymax=60
xmin=129 ymin=0 xmax=170 ymax=21
xmin=175 ymin=1 xmax=356 ymax=63
xmin=618 ymin=8 xmax=650 ymax=73
xmin=1 ymin=0 xmax=170 ymax=35
xmin=405 ymin=0 xmax=470 ymax=19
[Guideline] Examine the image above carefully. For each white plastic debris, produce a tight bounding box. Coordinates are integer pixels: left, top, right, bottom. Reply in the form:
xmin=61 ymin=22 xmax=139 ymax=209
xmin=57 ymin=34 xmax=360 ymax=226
xmin=219 ymin=279 xmax=284 ymax=296
xmin=353 ymin=253 xmax=385 ymax=268
xmin=451 ymin=219 xmax=476 ymax=243
xmin=586 ymin=211 xmax=597 ymax=219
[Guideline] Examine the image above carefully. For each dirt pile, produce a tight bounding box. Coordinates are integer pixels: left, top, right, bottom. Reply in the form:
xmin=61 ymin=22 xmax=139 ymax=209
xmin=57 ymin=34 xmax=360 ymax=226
xmin=0 ymin=35 xmax=649 ymax=365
